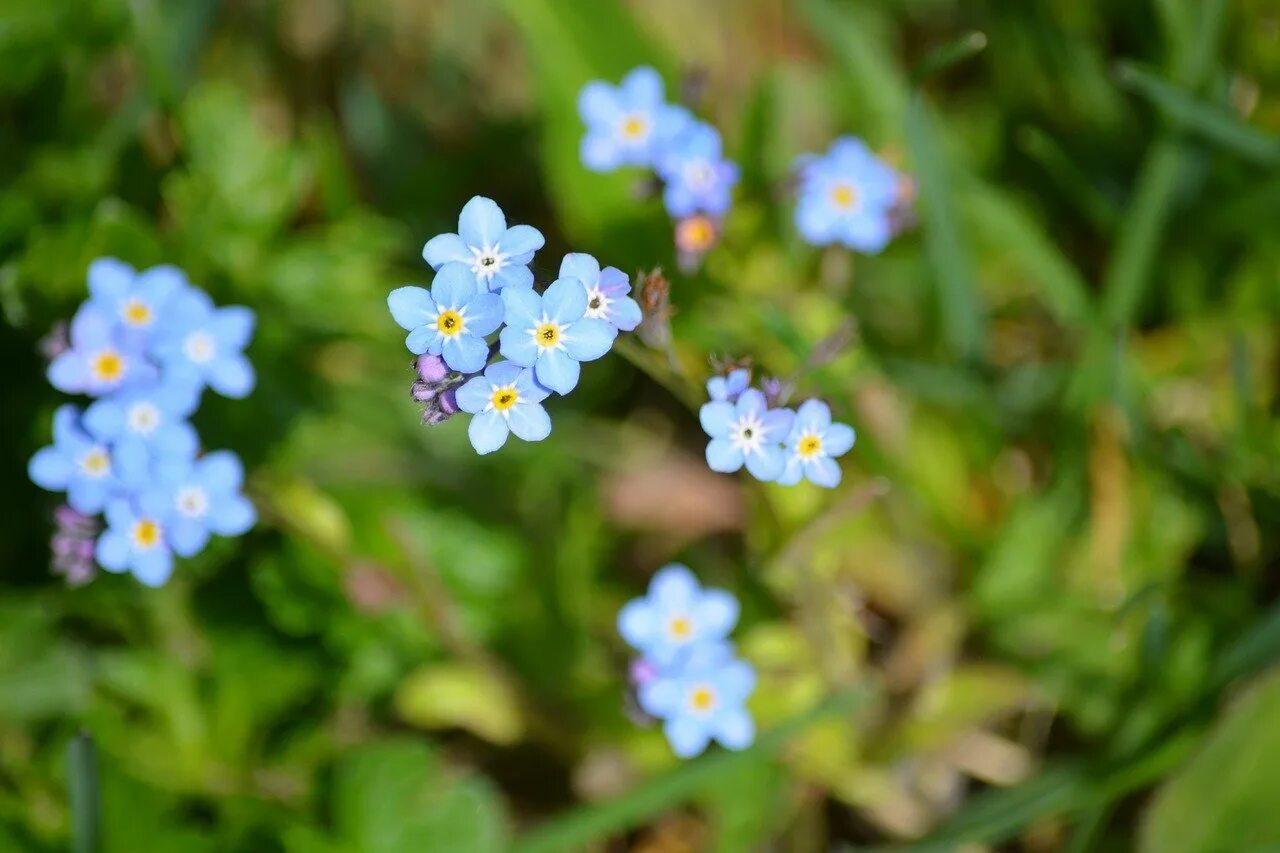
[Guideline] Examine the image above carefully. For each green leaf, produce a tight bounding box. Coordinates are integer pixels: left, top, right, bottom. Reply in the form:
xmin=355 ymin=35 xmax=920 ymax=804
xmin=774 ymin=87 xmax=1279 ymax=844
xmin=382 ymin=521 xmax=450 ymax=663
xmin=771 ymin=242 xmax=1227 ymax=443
xmin=395 ymin=663 xmax=525 ymax=746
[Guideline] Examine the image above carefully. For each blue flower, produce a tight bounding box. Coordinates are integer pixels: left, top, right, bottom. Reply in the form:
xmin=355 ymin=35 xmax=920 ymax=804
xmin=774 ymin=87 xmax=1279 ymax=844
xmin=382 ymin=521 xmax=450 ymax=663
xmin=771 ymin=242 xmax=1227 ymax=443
xmin=48 ymin=305 xmax=156 ymax=397
xmin=499 ymin=277 xmax=617 ymax=395
xmin=777 ymin=399 xmax=856 ymax=488
xmin=82 ymin=380 xmax=200 ymax=488
xmin=28 ymin=405 xmax=121 ymax=514
xmin=144 ymin=450 xmax=256 ymax=559
xmin=637 ymin=641 xmax=756 ymax=758
xmin=454 ymin=361 xmax=552 ymax=455
xmin=578 ymin=66 xmax=693 ymax=172
xmin=151 ymin=289 xmax=256 ymax=398
xmin=94 ymin=497 xmax=175 ymax=587
xmin=388 ymin=264 xmax=503 ymax=374
xmin=617 ymin=563 xmax=739 ymax=666
xmin=422 ymin=196 xmax=545 ymax=293
xmin=655 ymin=123 xmax=739 ymax=218
xmin=559 ymin=253 xmax=642 ymax=332
xmin=699 ymin=388 xmax=794 ymax=481
xmin=706 ymin=368 xmax=750 ymax=403
xmin=84 ymin=258 xmax=189 ymax=346
xmin=794 ymin=136 xmax=901 ymax=253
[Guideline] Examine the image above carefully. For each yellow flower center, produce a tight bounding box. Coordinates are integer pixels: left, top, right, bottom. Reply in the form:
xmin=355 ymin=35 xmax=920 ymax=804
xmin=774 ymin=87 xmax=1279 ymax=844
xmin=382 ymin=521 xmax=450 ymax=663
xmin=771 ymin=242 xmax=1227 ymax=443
xmin=490 ymin=386 xmax=519 ymax=411
xmin=80 ymin=449 xmax=110 ymax=477
xmin=668 ymin=615 xmax=693 ymax=640
xmin=122 ymin=299 xmax=152 ymax=326
xmin=830 ymin=182 xmax=858 ymax=210
xmin=436 ymin=309 xmax=464 ymax=336
xmin=131 ymin=518 xmax=162 ymax=550
xmin=676 ymin=215 xmax=717 ymax=253
xmin=689 ymin=685 xmax=717 ymax=713
xmin=620 ymin=114 xmax=648 ymax=139
xmin=91 ymin=349 xmax=125 ymax=382
xmin=535 ymin=322 xmax=561 ymax=348
xmin=798 ymin=434 xmax=823 ymax=458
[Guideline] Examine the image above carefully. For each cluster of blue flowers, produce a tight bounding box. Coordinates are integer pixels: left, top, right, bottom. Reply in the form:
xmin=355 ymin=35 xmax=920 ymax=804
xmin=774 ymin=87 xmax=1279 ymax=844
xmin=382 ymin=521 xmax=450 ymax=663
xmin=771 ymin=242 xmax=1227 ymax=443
xmin=389 ymin=196 xmax=642 ymax=454
xmin=700 ymin=368 xmax=856 ymax=488
xmin=619 ymin=564 xmax=756 ymax=758
xmin=28 ymin=259 xmax=257 ymax=587
xmin=578 ymin=67 xmax=738 ymax=263
xmin=793 ymin=136 xmax=913 ymax=254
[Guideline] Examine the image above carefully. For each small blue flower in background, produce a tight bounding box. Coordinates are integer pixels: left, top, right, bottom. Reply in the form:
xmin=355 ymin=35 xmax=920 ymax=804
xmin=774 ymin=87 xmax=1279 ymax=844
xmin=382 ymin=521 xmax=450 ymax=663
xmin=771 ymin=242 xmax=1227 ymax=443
xmin=152 ymin=289 xmax=256 ymax=398
xmin=454 ymin=361 xmax=552 ymax=454
xmin=85 ymin=258 xmax=187 ymax=345
xmin=48 ymin=306 xmax=156 ymax=397
xmin=618 ymin=563 xmax=739 ymax=666
xmin=146 ymin=450 xmax=256 ymax=558
xmin=29 ymin=405 xmax=120 ymax=514
xmin=578 ymin=66 xmax=692 ymax=172
xmin=700 ymin=388 xmax=794 ymax=482
xmin=706 ymin=368 xmax=750 ymax=403
xmin=83 ymin=380 xmax=200 ymax=487
xmin=636 ymin=640 xmax=757 ymax=758
xmin=94 ymin=497 xmax=175 ymax=588
xmin=794 ymin=136 xmax=901 ymax=253
xmin=388 ymin=264 xmax=503 ymax=374
xmin=422 ymin=196 xmax=545 ymax=292
xmin=499 ymin=277 xmax=617 ymax=395
xmin=655 ymin=123 xmax=739 ymax=218
xmin=559 ymin=253 xmax=642 ymax=332
xmin=777 ymin=399 xmax=857 ymax=488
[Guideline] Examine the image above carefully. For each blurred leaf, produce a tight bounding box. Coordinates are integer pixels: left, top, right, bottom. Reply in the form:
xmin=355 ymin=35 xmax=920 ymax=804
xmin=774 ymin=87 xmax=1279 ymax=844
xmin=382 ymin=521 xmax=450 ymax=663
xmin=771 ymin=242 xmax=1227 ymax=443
xmin=395 ymin=662 xmax=524 ymax=746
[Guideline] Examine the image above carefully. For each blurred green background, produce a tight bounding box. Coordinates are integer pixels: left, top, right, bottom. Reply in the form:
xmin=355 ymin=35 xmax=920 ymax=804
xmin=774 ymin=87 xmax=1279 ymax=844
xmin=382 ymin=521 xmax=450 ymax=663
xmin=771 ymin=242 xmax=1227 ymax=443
xmin=3 ymin=0 xmax=1279 ymax=850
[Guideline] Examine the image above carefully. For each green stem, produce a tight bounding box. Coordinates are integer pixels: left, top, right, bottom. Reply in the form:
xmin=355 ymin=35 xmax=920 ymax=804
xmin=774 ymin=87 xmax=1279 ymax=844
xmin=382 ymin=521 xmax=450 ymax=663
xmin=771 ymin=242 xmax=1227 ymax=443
xmin=68 ymin=732 xmax=100 ymax=853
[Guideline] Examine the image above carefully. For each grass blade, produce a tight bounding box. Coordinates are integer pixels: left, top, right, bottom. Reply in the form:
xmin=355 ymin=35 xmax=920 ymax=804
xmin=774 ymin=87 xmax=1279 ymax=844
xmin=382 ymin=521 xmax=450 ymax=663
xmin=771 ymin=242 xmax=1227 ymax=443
xmin=68 ymin=732 xmax=99 ymax=853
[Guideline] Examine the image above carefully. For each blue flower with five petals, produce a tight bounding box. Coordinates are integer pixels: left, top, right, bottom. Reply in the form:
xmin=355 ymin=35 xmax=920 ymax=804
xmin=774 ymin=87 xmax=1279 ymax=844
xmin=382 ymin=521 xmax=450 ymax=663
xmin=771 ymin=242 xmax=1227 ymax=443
xmin=454 ymin=361 xmax=552 ymax=455
xmin=94 ymin=497 xmax=175 ymax=587
xmin=777 ymin=399 xmax=856 ymax=488
xmin=82 ymin=380 xmax=200 ymax=488
xmin=655 ymin=122 xmax=739 ymax=218
xmin=151 ymin=289 xmax=256 ymax=398
xmin=388 ymin=264 xmax=503 ymax=374
xmin=699 ymin=388 xmax=794 ymax=481
xmin=84 ymin=258 xmax=189 ymax=347
xmin=617 ymin=563 xmax=739 ymax=666
xmin=422 ymin=196 xmax=545 ymax=293
xmin=499 ymin=278 xmax=617 ymax=395
xmin=794 ymin=136 xmax=901 ymax=253
xmin=144 ymin=450 xmax=256 ymax=559
xmin=559 ymin=253 xmax=642 ymax=332
xmin=637 ymin=641 xmax=756 ymax=758
xmin=578 ymin=66 xmax=692 ymax=172
xmin=48 ymin=306 xmax=156 ymax=397
xmin=28 ymin=405 xmax=121 ymax=514
xmin=706 ymin=368 xmax=750 ymax=403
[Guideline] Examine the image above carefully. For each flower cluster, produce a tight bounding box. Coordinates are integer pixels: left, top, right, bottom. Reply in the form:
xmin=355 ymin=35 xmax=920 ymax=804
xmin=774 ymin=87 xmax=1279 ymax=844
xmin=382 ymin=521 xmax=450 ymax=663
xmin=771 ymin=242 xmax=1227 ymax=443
xmin=389 ymin=196 xmax=642 ymax=454
xmin=28 ymin=259 xmax=257 ymax=587
xmin=793 ymin=136 xmax=915 ymax=254
xmin=699 ymin=367 xmax=856 ymax=488
xmin=578 ymin=66 xmax=738 ymax=268
xmin=618 ymin=564 xmax=755 ymax=758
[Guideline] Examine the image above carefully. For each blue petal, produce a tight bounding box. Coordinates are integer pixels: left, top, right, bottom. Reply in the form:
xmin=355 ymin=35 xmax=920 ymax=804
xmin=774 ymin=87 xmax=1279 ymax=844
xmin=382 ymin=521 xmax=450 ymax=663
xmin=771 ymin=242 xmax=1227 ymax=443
xmin=823 ymin=423 xmax=856 ymax=457
xmin=562 ymin=318 xmax=615 ymax=362
xmin=839 ymin=210 xmax=892 ymax=254
xmin=48 ymin=352 xmax=87 ymax=393
xmin=609 ymin=296 xmax=642 ymax=332
xmin=431 ymin=263 xmax=478 ymax=308
xmin=716 ymin=660 xmax=757 ymax=704
xmin=464 ymin=292 xmax=504 ymax=336
xmin=114 ymin=438 xmax=150 ymax=488
xmin=664 ymin=717 xmax=712 ymax=758
xmin=699 ymin=401 xmax=736 ymax=438
xmin=131 ymin=548 xmax=173 ymax=587
xmin=95 ymin=530 xmax=130 ymax=572
xmin=210 ymin=306 xmax=255 ymax=350
xmin=744 ymin=445 xmax=785 ymax=482
xmin=558 ymin=253 xmax=600 ymax=286
xmin=794 ymin=399 xmax=831 ymax=432
xmin=650 ymin=564 xmax=699 ymax=609
xmin=153 ymin=422 xmax=199 ymax=459
xmin=736 ymin=388 xmax=768 ymax=417
xmin=507 ymin=402 xmax=551 ymax=442
xmin=197 ymin=451 xmax=244 ymax=493
xmin=512 ymin=367 xmax=550 ymax=403
xmin=542 ymin=277 xmax=588 ymax=324
xmin=209 ymin=495 xmax=256 ymax=536
xmin=441 ymin=333 xmax=489 ymax=374
xmin=501 ymin=284 xmax=543 ymax=328
xmin=68 ymin=478 xmax=111 ymax=514
xmin=467 ymin=410 xmax=509 ymax=455
xmin=534 ymin=347 xmax=580 ymax=395
xmin=617 ymin=599 xmax=657 ymax=650
xmin=621 ymin=66 xmax=664 ymax=107
xmin=578 ymin=80 xmax=622 ymax=125
xmin=486 ymin=361 xmax=525 ymax=388
xmin=457 ymin=196 xmax=507 ymax=249
xmin=711 ymin=708 xmax=754 ymax=750
xmin=796 ymin=198 xmax=837 ymax=246
xmin=694 ymin=590 xmax=739 ymax=639
xmin=777 ymin=456 xmax=804 ymax=486
xmin=422 ymin=232 xmax=471 ymax=269
xmin=705 ymin=438 xmax=743 ymax=473
xmin=52 ymin=404 xmax=81 ymax=445
xmin=29 ymin=447 xmax=73 ymax=490
xmin=662 ymin=183 xmax=698 ymax=218
xmin=762 ymin=408 xmax=795 ymax=441
xmin=498 ymin=325 xmax=538 ymax=367
xmin=498 ymin=224 xmax=544 ymax=257
xmin=83 ymin=400 xmax=125 ymax=441
xmin=208 ymin=355 xmax=255 ymax=398
xmin=581 ymin=132 xmax=623 ymax=172
xmin=805 ymin=456 xmax=842 ymax=488
xmin=488 ymin=265 xmax=534 ymax=292
xmin=88 ymin=257 xmax=135 ymax=302
xmin=454 ymin=375 xmax=492 ymax=414
xmin=406 ymin=326 xmax=438 ymax=355
xmin=69 ymin=307 xmax=113 ymax=349
xmin=638 ymin=677 xmax=682 ymax=717
xmin=170 ymin=519 xmax=210 ymax=558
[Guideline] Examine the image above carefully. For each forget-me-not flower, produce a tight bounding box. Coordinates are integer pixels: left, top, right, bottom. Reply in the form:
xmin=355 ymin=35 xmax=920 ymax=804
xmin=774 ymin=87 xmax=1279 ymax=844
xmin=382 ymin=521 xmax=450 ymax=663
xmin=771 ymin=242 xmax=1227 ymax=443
xmin=700 ymin=388 xmax=794 ymax=481
xmin=637 ymin=641 xmax=757 ymax=758
xmin=83 ymin=380 xmax=200 ymax=487
xmin=618 ymin=563 xmax=739 ymax=666
xmin=559 ymin=253 xmax=642 ymax=332
xmin=48 ymin=306 xmax=156 ymax=397
xmin=707 ymin=368 xmax=750 ymax=403
xmin=777 ymin=399 xmax=856 ymax=488
xmin=151 ymin=289 xmax=256 ymax=398
xmin=794 ymin=136 xmax=901 ymax=253
xmin=578 ymin=66 xmax=692 ymax=172
xmin=85 ymin=258 xmax=188 ymax=346
xmin=145 ymin=450 xmax=256 ymax=559
xmin=422 ymin=196 xmax=545 ymax=292
xmin=388 ymin=264 xmax=503 ymax=374
xmin=655 ymin=123 xmax=739 ymax=218
xmin=94 ymin=497 xmax=175 ymax=587
xmin=499 ymin=277 xmax=616 ymax=395
xmin=29 ymin=405 xmax=121 ymax=514
xmin=454 ymin=361 xmax=552 ymax=455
